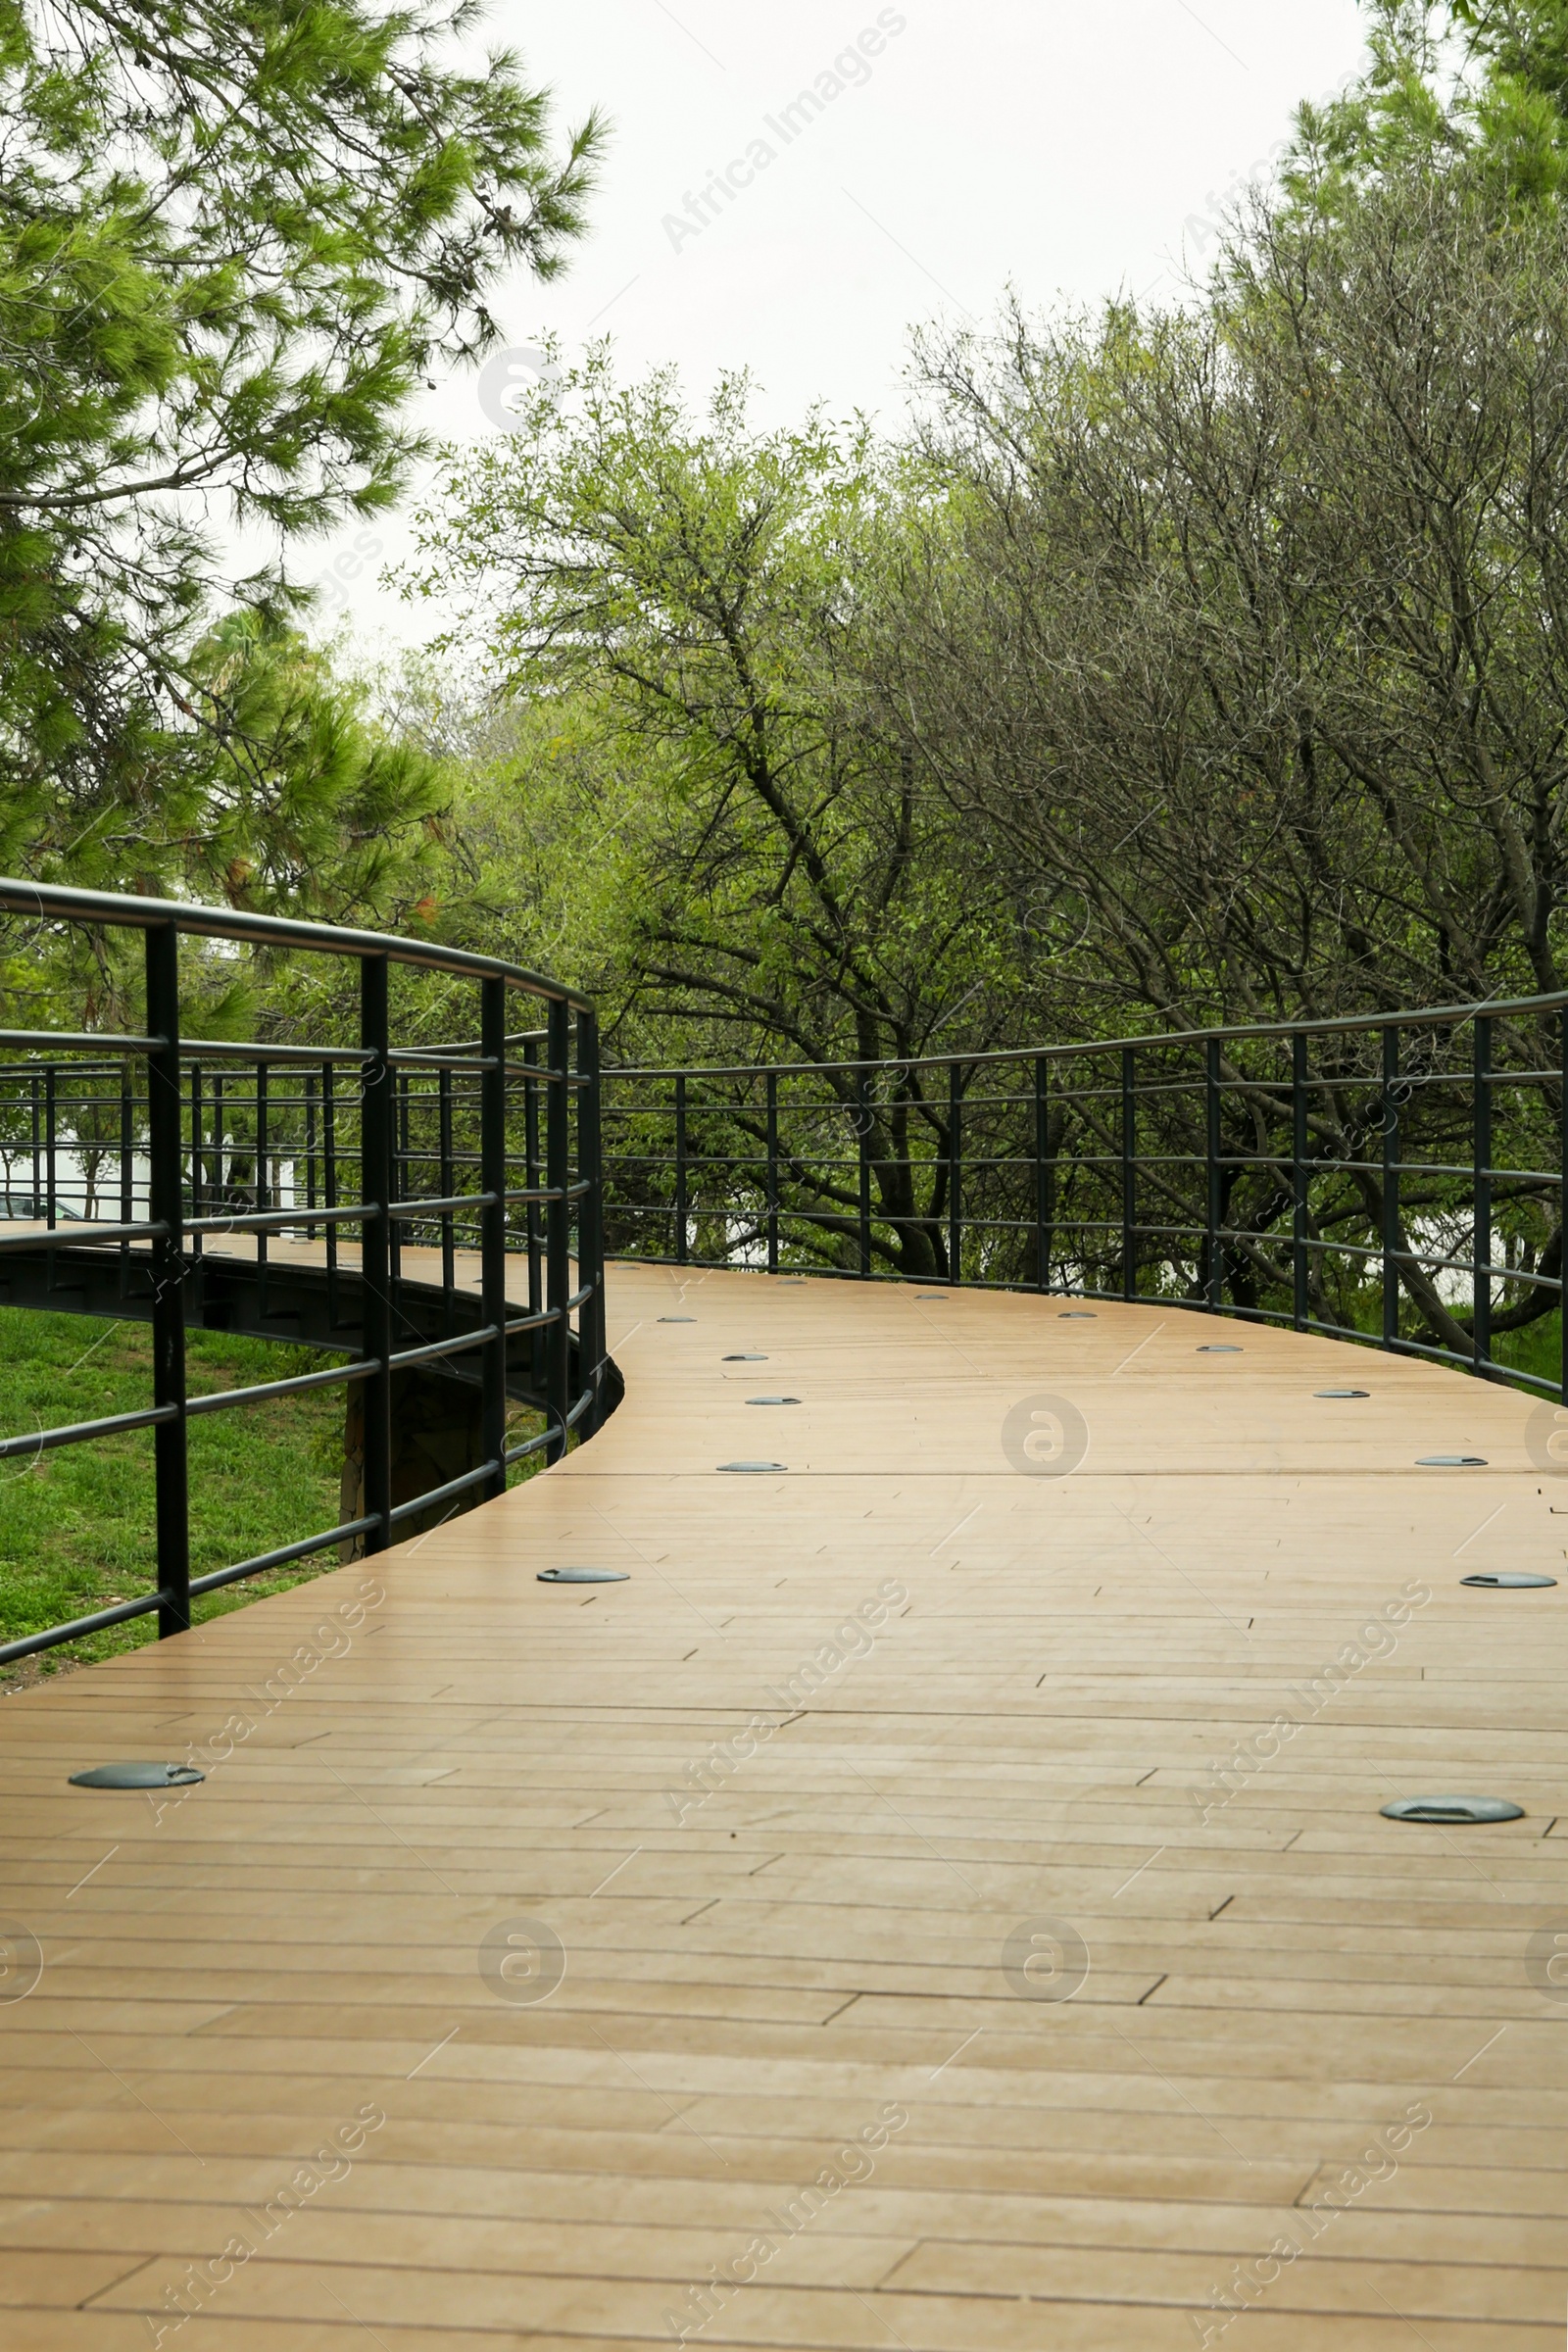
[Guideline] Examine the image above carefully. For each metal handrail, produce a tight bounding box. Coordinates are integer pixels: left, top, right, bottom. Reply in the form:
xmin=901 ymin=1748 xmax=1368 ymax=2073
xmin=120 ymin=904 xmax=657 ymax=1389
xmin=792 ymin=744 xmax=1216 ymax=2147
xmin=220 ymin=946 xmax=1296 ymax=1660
xmin=0 ymin=878 xmax=592 ymax=1004
xmin=603 ymin=999 xmax=1568 ymax=1406
xmin=609 ymin=983 xmax=1568 ymax=1080
xmin=0 ymin=881 xmax=607 ymax=1668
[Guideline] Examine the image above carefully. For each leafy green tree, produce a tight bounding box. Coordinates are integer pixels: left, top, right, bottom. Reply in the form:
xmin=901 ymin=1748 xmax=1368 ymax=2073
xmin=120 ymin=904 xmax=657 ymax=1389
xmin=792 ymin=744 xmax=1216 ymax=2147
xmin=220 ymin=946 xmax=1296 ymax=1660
xmin=405 ymin=359 xmax=1026 ymax=1272
xmin=0 ymin=0 xmax=602 ymax=912
xmin=407 ymin=359 xmax=1012 ymax=1071
xmin=1289 ymin=0 xmax=1568 ymax=212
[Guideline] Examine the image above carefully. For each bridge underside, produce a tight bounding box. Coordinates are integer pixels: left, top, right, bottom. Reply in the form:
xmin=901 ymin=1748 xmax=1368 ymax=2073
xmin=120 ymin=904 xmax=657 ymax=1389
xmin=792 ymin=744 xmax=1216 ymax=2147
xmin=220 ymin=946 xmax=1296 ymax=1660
xmin=0 ymin=1266 xmax=1562 ymax=2348
xmin=0 ymin=1229 xmax=607 ymax=1546
xmin=0 ymin=1228 xmax=564 ymax=1402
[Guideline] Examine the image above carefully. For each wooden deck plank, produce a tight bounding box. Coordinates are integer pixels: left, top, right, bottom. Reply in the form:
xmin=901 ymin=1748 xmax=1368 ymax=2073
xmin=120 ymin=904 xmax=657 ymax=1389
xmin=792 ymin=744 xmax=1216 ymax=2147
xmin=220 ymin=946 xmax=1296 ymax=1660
xmin=2 ymin=1258 xmax=1566 ymax=2346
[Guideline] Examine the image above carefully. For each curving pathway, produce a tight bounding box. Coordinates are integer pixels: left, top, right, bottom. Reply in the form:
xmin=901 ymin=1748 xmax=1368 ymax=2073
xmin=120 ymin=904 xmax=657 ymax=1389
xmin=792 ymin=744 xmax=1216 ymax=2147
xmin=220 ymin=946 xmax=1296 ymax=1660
xmin=1 ymin=1262 xmax=1566 ymax=2348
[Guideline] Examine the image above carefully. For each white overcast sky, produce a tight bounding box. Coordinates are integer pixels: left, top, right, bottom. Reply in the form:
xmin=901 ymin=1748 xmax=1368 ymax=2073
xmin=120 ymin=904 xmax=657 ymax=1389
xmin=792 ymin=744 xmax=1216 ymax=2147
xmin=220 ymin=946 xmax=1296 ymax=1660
xmin=314 ymin=0 xmax=1369 ymax=649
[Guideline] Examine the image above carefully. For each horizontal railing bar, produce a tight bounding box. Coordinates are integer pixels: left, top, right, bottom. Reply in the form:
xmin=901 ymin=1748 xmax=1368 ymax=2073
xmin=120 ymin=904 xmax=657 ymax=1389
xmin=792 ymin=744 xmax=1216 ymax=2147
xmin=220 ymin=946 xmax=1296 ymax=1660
xmin=186 ymin=1202 xmax=370 ymax=1237
xmin=388 ymin=1327 xmax=499 ymax=1371
xmin=388 ymin=1459 xmax=501 ymax=1525
xmin=189 ymin=1516 xmax=381 ymax=1595
xmin=0 ymin=1588 xmax=171 ymax=1664
xmin=0 ymin=877 xmax=592 ymax=1006
xmin=0 ymin=1402 xmax=178 ymax=1459
xmin=0 ymin=1030 xmax=158 ymax=1055
xmin=0 ymin=1219 xmax=167 ymax=1251
xmin=185 ymin=1361 xmax=378 ymax=1418
xmin=504 ymin=1428 xmax=554 ymax=1464
xmin=385 ymin=1192 xmax=496 ymax=1220
xmin=389 ymin=1051 xmax=498 ymax=1070
xmin=607 ymin=984 xmax=1568 ymax=1084
xmin=179 ymin=1039 xmax=369 ymax=1066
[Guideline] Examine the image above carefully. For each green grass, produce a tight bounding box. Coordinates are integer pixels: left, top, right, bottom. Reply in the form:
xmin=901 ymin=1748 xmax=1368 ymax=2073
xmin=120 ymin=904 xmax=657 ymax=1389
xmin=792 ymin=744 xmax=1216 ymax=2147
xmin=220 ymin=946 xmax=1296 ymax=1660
xmin=0 ymin=1308 xmax=352 ymax=1684
xmin=0 ymin=1307 xmax=554 ymax=1690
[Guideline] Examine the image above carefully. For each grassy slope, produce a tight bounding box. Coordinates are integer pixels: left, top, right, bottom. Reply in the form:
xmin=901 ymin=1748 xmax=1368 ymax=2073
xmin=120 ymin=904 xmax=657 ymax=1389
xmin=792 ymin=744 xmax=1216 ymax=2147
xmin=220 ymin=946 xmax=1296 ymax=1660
xmin=0 ymin=1306 xmax=548 ymax=1689
xmin=0 ymin=1308 xmax=350 ymax=1683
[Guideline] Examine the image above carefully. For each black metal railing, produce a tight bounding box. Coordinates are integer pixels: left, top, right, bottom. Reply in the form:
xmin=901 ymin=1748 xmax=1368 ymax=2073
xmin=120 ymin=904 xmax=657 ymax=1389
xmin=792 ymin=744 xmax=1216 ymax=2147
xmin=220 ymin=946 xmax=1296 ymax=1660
xmin=603 ymin=993 xmax=1568 ymax=1402
xmin=0 ymin=881 xmax=606 ymax=1666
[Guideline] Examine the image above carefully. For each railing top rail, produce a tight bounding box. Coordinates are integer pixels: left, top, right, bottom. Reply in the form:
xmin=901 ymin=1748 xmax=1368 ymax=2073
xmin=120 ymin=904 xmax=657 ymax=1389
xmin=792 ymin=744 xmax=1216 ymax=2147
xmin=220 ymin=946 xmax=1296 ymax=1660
xmin=608 ymin=987 xmax=1568 ymax=1084
xmin=0 ymin=879 xmax=592 ymax=1008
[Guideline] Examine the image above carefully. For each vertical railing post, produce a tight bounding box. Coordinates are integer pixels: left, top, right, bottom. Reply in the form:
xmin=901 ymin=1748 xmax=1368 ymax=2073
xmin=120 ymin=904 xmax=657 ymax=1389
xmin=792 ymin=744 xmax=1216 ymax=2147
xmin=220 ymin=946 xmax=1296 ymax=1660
xmin=189 ymin=1066 xmax=202 ymax=1221
xmin=359 ymin=956 xmax=393 ymax=1552
xmin=546 ymin=998 xmax=571 ymax=1461
xmin=1560 ymin=1008 xmax=1568 ymax=1408
xmin=44 ymin=1063 xmax=56 ymax=1231
xmin=322 ymin=1062 xmax=339 ymax=1330
xmin=947 ymin=1060 xmax=961 ymax=1286
xmin=1205 ymin=1039 xmax=1222 ymax=1311
xmin=480 ymin=976 xmax=508 ymax=1499
xmin=577 ymin=1006 xmax=606 ymax=1433
xmin=1292 ymin=1031 xmax=1308 ymax=1333
xmin=145 ymin=921 xmax=190 ymax=1639
xmin=674 ymin=1072 xmax=688 ymax=1265
xmin=119 ymin=1059 xmax=133 ymax=1298
xmin=765 ymin=1069 xmax=779 ymax=1277
xmin=305 ymin=1071 xmax=318 ymax=1238
xmin=524 ymin=1038 xmax=543 ymax=1395
xmin=857 ymin=1070 xmax=873 ymax=1278
xmin=439 ymin=1062 xmax=455 ymax=1315
xmin=1034 ymin=1054 xmax=1052 ymax=1293
xmin=255 ymin=1058 xmax=270 ymax=1317
xmin=29 ymin=1071 xmax=39 ymax=1218
xmin=1382 ymin=1022 xmax=1401 ymax=1352
xmin=1474 ymin=1015 xmax=1492 ymax=1378
xmin=386 ymin=1066 xmax=402 ymax=1293
xmin=1121 ymin=1046 xmax=1136 ymax=1302
xmin=189 ymin=1061 xmax=204 ymax=1267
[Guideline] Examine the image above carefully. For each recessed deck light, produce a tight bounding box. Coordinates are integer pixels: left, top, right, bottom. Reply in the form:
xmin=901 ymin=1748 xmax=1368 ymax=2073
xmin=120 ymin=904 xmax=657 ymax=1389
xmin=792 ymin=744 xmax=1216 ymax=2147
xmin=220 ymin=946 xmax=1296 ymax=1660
xmin=1417 ymin=1454 xmax=1487 ymax=1467
xmin=70 ymin=1763 xmax=204 ymax=1789
xmin=537 ymin=1567 xmax=629 ymax=1585
xmin=1461 ymin=1572 xmax=1557 ymax=1590
xmin=718 ymin=1460 xmax=786 ymax=1473
xmin=1381 ymin=1795 xmax=1523 ymax=1824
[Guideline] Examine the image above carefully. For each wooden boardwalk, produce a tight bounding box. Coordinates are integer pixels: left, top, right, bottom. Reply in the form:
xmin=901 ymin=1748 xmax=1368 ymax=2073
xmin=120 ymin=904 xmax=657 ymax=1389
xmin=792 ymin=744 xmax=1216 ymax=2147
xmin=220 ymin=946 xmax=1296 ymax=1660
xmin=2 ymin=1258 xmax=1566 ymax=2348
